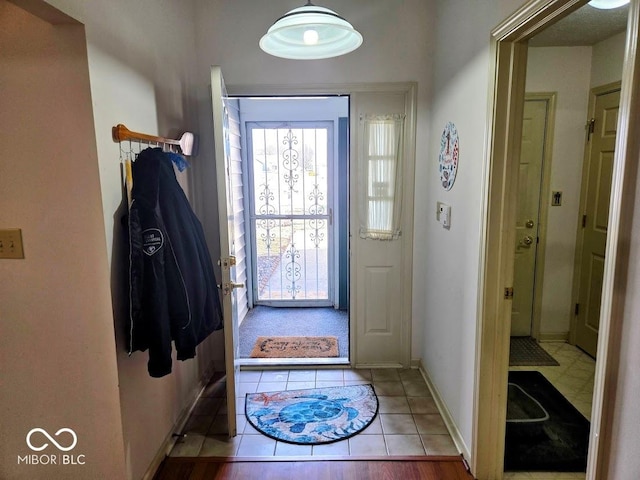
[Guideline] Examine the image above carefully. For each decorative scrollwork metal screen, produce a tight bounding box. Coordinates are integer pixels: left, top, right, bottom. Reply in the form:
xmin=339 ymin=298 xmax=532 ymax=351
xmin=247 ymin=122 xmax=333 ymax=304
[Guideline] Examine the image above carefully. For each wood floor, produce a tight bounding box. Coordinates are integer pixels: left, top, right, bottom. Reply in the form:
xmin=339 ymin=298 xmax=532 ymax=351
xmin=154 ymin=456 xmax=474 ymax=480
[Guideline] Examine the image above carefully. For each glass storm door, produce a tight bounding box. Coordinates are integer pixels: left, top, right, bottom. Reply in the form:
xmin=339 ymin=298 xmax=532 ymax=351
xmin=248 ymin=122 xmax=333 ymax=306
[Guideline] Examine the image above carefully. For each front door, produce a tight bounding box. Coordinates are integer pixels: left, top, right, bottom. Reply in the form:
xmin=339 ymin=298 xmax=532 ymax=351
xmin=574 ymin=84 xmax=620 ymax=357
xmin=511 ymin=98 xmax=548 ymax=336
xmin=247 ymin=122 xmax=334 ymax=306
xmin=211 ymin=66 xmax=241 ymax=437
xmin=351 ymin=90 xmax=415 ymax=366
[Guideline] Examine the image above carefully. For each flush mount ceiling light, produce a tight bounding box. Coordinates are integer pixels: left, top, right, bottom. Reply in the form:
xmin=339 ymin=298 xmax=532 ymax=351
xmin=588 ymin=0 xmax=630 ymax=9
xmin=259 ymin=1 xmax=363 ymax=60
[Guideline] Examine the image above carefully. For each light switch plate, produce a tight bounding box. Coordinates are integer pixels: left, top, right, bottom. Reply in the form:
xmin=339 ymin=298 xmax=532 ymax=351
xmin=0 ymin=229 xmax=25 ymax=259
xmin=436 ymin=202 xmax=451 ymax=229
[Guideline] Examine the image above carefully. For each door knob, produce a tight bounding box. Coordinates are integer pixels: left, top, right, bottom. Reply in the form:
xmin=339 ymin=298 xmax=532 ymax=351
xmin=521 ymin=235 xmax=534 ymax=246
xmin=222 ymin=281 xmax=245 ymax=295
xmin=525 ymin=219 xmax=535 ymax=228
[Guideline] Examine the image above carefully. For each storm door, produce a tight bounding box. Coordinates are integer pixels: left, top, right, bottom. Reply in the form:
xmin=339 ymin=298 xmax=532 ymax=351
xmin=247 ymin=122 xmax=334 ymax=306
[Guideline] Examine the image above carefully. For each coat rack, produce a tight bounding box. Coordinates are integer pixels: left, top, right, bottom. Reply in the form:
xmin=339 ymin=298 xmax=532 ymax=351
xmin=112 ymin=124 xmax=195 ymax=156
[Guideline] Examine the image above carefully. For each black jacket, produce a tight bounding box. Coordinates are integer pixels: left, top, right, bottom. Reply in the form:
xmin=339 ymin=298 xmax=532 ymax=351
xmin=128 ymin=147 xmax=222 ymax=377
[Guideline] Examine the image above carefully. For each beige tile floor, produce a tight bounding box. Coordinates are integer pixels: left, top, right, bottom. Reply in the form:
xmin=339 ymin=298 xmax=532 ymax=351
xmin=505 ymin=342 xmax=596 ymax=480
xmin=169 ymin=367 xmax=459 ymax=458
xmin=170 ymin=342 xmax=595 ymax=478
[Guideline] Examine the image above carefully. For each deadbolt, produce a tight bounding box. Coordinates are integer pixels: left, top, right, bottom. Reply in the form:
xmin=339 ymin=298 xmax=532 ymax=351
xmin=521 ymin=235 xmax=534 ymax=246
xmin=525 ymin=219 xmax=534 ymax=228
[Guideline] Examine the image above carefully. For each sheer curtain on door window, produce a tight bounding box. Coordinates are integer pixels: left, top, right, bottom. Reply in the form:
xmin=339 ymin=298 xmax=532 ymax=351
xmin=359 ymin=113 xmax=405 ymax=240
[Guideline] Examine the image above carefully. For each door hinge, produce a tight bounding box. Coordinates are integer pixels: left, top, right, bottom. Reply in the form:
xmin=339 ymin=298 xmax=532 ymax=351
xmin=575 ymin=303 xmax=580 ymax=315
xmin=582 ymin=214 xmax=587 ymax=228
xmin=505 ymin=287 xmax=514 ymax=300
xmin=587 ymin=118 xmax=595 ymax=141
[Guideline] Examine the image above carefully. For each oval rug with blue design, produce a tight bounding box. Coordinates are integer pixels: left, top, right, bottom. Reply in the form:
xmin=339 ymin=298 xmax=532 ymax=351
xmin=245 ymin=384 xmax=378 ymax=445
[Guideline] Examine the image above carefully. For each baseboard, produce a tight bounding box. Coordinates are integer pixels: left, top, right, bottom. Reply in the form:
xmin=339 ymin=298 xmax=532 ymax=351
xmin=141 ymin=364 xmax=218 ymax=480
xmin=417 ymin=360 xmax=471 ymax=462
xmin=537 ymin=332 xmax=569 ymax=342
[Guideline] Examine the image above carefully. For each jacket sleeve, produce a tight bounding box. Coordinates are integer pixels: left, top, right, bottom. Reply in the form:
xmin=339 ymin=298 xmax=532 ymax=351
xmin=129 ymin=150 xmax=175 ymax=377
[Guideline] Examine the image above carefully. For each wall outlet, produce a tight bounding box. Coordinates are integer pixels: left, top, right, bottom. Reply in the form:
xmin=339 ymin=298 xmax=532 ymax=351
xmin=0 ymin=229 xmax=25 ymax=259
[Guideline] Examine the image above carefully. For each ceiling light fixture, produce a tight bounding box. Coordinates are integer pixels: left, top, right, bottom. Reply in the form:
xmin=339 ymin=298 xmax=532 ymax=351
xmin=259 ymin=1 xmax=363 ymax=60
xmin=588 ymin=0 xmax=630 ymax=9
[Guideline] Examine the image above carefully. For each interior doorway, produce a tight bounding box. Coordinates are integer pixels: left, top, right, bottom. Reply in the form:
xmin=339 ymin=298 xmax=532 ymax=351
xmin=505 ymin=4 xmax=626 ymax=478
xmin=474 ymin=0 xmax=637 ymax=478
xmin=233 ymin=96 xmax=350 ymax=366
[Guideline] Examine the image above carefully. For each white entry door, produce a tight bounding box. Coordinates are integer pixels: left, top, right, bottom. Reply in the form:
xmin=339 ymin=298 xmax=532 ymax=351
xmin=211 ymin=66 xmax=241 ymax=437
xmin=350 ymin=89 xmax=416 ymax=367
xmin=511 ymin=98 xmax=548 ymax=336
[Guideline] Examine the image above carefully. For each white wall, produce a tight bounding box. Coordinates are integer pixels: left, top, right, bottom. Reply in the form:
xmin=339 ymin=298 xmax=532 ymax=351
xmin=591 ymin=30 xmax=626 ymax=88
xmin=2 ymin=0 xmax=217 ymax=479
xmin=416 ymin=0 xmax=531 ymax=456
xmin=525 ymin=46 xmax=592 ymax=337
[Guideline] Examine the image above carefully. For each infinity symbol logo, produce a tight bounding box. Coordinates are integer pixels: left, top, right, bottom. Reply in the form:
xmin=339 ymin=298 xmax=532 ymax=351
xmin=26 ymin=428 xmax=78 ymax=452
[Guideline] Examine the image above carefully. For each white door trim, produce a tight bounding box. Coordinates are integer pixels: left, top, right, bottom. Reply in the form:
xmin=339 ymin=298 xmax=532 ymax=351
xmin=473 ymin=0 xmax=640 ymax=478
xmin=228 ymin=83 xmax=417 ymax=367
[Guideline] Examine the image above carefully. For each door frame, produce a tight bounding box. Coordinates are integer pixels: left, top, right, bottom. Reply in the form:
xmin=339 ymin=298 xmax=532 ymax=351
xmin=227 ymin=83 xmax=417 ymax=368
xmin=473 ymin=0 xmax=640 ymax=478
xmin=569 ymin=81 xmax=622 ymax=347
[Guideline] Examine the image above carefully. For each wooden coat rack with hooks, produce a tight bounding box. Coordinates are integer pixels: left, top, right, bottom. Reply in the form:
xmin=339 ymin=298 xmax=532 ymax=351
xmin=112 ymin=123 xmax=195 ymax=156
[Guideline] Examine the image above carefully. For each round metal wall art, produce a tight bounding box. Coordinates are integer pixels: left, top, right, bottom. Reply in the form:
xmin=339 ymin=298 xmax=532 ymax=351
xmin=439 ymin=122 xmax=459 ymax=190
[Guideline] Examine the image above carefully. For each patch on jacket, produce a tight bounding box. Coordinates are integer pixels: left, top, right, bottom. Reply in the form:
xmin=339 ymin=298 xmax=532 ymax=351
xmin=142 ymin=228 xmax=164 ymax=256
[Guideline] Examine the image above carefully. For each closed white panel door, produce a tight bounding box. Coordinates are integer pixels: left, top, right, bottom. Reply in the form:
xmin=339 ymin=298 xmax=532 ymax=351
xmin=211 ymin=66 xmax=241 ymax=437
xmin=351 ymin=89 xmax=415 ymax=367
xmin=511 ymin=99 xmax=548 ymax=336
xmin=575 ymin=87 xmax=619 ymax=357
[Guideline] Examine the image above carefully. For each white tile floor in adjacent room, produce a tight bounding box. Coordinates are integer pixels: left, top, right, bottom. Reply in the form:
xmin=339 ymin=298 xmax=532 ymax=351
xmin=505 ymin=342 xmax=596 ymax=480
xmin=169 ymin=367 xmax=459 ymax=458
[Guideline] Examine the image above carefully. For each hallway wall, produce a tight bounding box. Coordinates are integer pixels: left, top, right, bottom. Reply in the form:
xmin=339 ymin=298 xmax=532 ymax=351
xmin=0 ymin=3 xmax=126 ymax=478
xmin=43 ymin=0 xmax=216 ymax=477
xmin=416 ymin=0 xmax=531 ymax=455
xmin=422 ymin=1 xmax=640 ymax=476
xmin=2 ymin=0 xmax=217 ymax=479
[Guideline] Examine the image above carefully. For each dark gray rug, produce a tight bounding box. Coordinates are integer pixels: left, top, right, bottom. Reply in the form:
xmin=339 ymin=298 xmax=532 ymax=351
xmin=239 ymin=306 xmax=349 ymax=358
xmin=505 ymin=370 xmax=589 ymax=472
xmin=509 ymin=337 xmax=559 ymax=366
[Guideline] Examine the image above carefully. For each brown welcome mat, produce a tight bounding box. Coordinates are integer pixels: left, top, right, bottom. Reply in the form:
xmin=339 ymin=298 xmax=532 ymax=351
xmin=250 ymin=336 xmax=338 ymax=358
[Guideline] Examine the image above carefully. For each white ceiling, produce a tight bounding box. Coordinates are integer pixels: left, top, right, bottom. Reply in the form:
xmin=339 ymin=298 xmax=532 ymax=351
xmin=529 ymin=4 xmax=628 ymax=47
